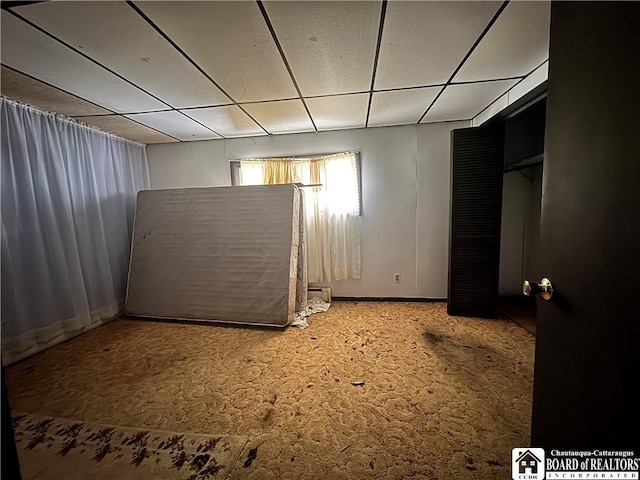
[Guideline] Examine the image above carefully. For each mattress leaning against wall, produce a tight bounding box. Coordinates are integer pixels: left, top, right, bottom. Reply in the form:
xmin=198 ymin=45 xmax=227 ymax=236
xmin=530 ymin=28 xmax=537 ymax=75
xmin=124 ymin=184 xmax=304 ymax=326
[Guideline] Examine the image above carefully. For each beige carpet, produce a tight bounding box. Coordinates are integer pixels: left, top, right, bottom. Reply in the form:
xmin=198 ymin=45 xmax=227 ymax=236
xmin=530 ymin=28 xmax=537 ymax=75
xmin=5 ymin=301 xmax=535 ymax=479
xmin=12 ymin=412 xmax=248 ymax=480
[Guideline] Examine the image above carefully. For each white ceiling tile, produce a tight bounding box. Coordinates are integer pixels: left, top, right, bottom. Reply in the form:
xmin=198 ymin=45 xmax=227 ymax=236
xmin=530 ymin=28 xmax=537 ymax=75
xmin=263 ymin=1 xmax=380 ymax=96
xmin=375 ymin=1 xmax=502 ymax=90
xmin=421 ymin=80 xmax=517 ymax=123
xmin=1 ymin=2 xmax=552 ymax=138
xmin=0 ymin=11 xmax=166 ymax=113
xmin=242 ymin=100 xmax=315 ymax=135
xmin=305 ymin=94 xmax=368 ymax=131
xmin=1 ymin=66 xmax=111 ymax=116
xmin=472 ymin=93 xmax=508 ymax=127
xmin=134 ymin=1 xmax=297 ymax=103
xmin=14 ymin=1 xmax=230 ymax=109
xmin=80 ymin=115 xmax=179 ymax=145
xmin=181 ymin=106 xmax=267 ymax=138
xmin=454 ymin=1 xmax=551 ymax=82
xmin=369 ymin=87 xmax=442 ymax=127
xmin=126 ymin=111 xmax=221 ymax=141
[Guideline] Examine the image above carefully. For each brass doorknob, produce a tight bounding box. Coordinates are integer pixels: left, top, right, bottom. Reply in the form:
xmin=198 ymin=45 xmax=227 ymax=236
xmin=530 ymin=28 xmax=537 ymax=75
xmin=523 ymin=278 xmax=554 ymax=301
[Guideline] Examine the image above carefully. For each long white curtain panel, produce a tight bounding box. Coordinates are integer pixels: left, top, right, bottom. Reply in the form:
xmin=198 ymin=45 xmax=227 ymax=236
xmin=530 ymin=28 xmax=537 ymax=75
xmin=239 ymin=152 xmax=361 ymax=283
xmin=1 ymin=97 xmax=149 ymax=364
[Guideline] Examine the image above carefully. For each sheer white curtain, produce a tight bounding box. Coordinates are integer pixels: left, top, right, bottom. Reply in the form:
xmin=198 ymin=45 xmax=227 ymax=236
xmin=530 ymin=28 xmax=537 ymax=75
xmin=1 ymin=97 xmax=149 ymax=364
xmin=239 ymin=152 xmax=361 ymax=283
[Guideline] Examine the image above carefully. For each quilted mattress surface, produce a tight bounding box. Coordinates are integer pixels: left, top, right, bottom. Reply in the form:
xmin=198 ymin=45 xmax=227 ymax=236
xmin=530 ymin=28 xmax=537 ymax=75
xmin=125 ymin=184 xmax=301 ymax=326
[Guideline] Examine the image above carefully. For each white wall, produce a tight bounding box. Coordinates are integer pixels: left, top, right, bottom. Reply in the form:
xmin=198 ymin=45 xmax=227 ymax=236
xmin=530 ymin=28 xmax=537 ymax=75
xmin=146 ymin=122 xmax=469 ymax=298
xmin=499 ymin=165 xmax=543 ymax=295
xmin=499 ymin=171 xmax=530 ymax=295
xmin=524 ymin=164 xmax=543 ymax=282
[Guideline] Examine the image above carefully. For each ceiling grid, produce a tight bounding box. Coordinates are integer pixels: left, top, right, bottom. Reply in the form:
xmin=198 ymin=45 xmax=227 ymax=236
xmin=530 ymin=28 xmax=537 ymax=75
xmin=417 ymin=0 xmax=510 ymax=124
xmin=256 ymin=0 xmax=317 ymax=133
xmin=365 ymin=0 xmax=388 ymax=128
xmin=0 ymin=0 xmax=550 ymax=144
xmin=124 ymin=0 xmax=270 ymax=137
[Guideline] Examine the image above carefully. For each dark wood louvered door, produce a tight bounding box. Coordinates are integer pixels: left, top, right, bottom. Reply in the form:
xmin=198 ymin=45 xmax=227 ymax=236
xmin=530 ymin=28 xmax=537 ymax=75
xmin=448 ymin=126 xmax=504 ymax=318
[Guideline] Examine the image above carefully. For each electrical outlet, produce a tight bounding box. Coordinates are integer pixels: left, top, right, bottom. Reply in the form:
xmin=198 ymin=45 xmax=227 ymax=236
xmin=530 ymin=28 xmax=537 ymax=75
xmin=393 ymin=273 xmax=401 ymax=283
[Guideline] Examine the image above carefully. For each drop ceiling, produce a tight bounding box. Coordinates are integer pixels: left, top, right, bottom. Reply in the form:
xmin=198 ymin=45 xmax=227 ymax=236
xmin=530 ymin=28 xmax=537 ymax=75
xmin=0 ymin=1 xmax=550 ymax=145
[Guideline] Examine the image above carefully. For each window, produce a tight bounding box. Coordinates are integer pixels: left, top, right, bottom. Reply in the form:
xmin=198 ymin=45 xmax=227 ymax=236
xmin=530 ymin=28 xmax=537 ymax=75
xmin=230 ymin=152 xmax=361 ymax=215
xmin=230 ymin=152 xmax=361 ymax=283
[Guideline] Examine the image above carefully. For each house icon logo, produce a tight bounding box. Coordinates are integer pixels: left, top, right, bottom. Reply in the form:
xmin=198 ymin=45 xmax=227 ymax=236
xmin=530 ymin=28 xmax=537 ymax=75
xmin=512 ymin=448 xmax=545 ymax=480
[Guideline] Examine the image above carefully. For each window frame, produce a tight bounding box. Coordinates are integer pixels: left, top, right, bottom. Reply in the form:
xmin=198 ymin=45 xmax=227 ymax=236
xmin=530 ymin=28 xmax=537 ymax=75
xmin=229 ymin=152 xmax=363 ymax=216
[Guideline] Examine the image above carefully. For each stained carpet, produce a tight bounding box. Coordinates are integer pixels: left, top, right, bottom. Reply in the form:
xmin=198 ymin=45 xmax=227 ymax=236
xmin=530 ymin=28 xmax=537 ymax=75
xmin=5 ymin=301 xmax=535 ymax=479
xmin=12 ymin=412 xmax=248 ymax=480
